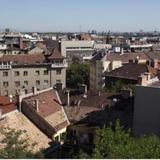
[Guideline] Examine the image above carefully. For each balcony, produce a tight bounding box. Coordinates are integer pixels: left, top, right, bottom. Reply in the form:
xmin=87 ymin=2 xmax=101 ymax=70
xmin=0 ymin=63 xmax=12 ymax=70
xmin=51 ymin=63 xmax=68 ymax=68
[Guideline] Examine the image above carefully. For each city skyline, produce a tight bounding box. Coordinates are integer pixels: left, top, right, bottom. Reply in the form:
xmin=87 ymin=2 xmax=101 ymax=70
xmin=0 ymin=0 xmax=160 ymax=32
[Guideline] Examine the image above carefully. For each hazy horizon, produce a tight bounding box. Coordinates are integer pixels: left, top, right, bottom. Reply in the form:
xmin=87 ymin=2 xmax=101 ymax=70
xmin=1 ymin=0 xmax=160 ymax=32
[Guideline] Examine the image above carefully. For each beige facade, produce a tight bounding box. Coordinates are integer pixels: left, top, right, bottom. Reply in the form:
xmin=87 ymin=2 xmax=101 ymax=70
xmin=89 ymin=52 xmax=154 ymax=91
xmin=0 ymin=65 xmax=66 ymax=96
xmin=0 ymin=65 xmax=66 ymax=95
xmin=90 ymin=60 xmax=103 ymax=91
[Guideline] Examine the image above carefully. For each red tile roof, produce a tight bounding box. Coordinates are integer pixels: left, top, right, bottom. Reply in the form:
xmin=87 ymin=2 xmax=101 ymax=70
xmin=0 ymin=96 xmax=17 ymax=114
xmin=106 ymin=53 xmax=149 ymax=63
xmin=24 ymin=90 xmax=62 ymax=117
xmin=105 ymin=63 xmax=156 ymax=80
xmin=0 ymin=54 xmax=45 ymax=65
xmin=0 ymin=48 xmax=64 ymax=65
xmin=48 ymin=48 xmax=65 ymax=60
xmin=23 ymin=89 xmax=69 ymax=132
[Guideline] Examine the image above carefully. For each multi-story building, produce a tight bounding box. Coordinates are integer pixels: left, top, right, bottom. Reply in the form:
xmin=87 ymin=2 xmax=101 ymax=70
xmin=61 ymin=40 xmax=94 ymax=64
xmin=89 ymin=51 xmax=160 ymax=91
xmin=0 ymin=48 xmax=67 ymax=96
xmin=89 ymin=51 xmax=107 ymax=91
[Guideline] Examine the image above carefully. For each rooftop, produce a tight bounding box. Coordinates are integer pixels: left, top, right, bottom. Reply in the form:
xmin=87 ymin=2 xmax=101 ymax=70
xmin=0 ymin=96 xmax=17 ymax=115
xmin=59 ymin=90 xmax=112 ymax=123
xmin=0 ymin=53 xmax=45 ymax=65
xmin=105 ymin=63 xmax=157 ymax=81
xmin=48 ymin=48 xmax=65 ymax=60
xmin=0 ymin=48 xmax=64 ymax=65
xmin=148 ymin=81 xmax=160 ymax=88
xmin=106 ymin=52 xmax=149 ymax=62
xmin=0 ymin=111 xmax=51 ymax=152
xmin=23 ymin=89 xmax=69 ymax=132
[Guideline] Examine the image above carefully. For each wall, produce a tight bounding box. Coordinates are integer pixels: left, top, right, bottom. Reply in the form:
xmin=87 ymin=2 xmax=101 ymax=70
xmin=89 ymin=60 xmax=103 ymax=91
xmin=133 ymin=85 xmax=160 ymax=136
xmin=0 ymin=65 xmax=66 ymax=96
xmin=21 ymin=101 xmax=55 ymax=138
xmin=61 ymin=40 xmax=94 ymax=57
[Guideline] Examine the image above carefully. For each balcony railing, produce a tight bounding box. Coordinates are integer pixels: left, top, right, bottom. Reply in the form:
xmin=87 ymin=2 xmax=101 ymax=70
xmin=51 ymin=63 xmax=68 ymax=68
xmin=0 ymin=63 xmax=12 ymax=70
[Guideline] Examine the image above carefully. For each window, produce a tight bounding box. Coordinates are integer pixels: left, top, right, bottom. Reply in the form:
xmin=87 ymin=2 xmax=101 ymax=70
xmin=44 ymin=70 xmax=48 ymax=75
xmin=15 ymin=81 xmax=20 ymax=87
xmin=4 ymin=90 xmax=8 ymax=96
xmin=3 ymin=71 xmax=8 ymax=77
xmin=23 ymin=71 xmax=28 ymax=76
xmin=14 ymin=71 xmax=20 ymax=76
xmin=44 ymin=80 xmax=49 ymax=86
xmin=3 ymin=81 xmax=8 ymax=87
xmin=36 ymin=80 xmax=40 ymax=85
xmin=35 ymin=70 xmax=40 ymax=76
xmin=56 ymin=80 xmax=61 ymax=83
xmin=24 ymin=81 xmax=28 ymax=86
xmin=56 ymin=70 xmax=61 ymax=75
xmin=24 ymin=89 xmax=28 ymax=94
xmin=15 ymin=90 xmax=18 ymax=95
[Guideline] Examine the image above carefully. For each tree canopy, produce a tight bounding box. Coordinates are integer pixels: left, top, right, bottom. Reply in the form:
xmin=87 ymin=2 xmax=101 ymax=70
xmin=77 ymin=121 xmax=160 ymax=159
xmin=0 ymin=127 xmax=43 ymax=159
xmin=66 ymin=63 xmax=90 ymax=88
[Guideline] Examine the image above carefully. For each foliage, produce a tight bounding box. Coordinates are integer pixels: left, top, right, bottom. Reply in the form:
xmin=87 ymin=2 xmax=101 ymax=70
xmin=106 ymin=80 xmax=135 ymax=94
xmin=77 ymin=121 xmax=160 ymax=159
xmin=66 ymin=63 xmax=90 ymax=88
xmin=0 ymin=127 xmax=43 ymax=159
xmin=74 ymin=149 xmax=91 ymax=159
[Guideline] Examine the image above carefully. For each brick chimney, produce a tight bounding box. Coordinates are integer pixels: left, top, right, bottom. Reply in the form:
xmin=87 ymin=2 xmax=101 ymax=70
xmin=35 ymin=99 xmax=39 ymax=112
xmin=0 ymin=109 xmax=2 ymax=118
xmin=153 ymin=59 xmax=159 ymax=69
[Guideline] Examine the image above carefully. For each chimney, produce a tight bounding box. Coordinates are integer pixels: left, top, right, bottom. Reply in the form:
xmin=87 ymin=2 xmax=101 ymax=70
xmin=0 ymin=109 xmax=2 ymax=118
xmin=80 ymin=84 xmax=87 ymax=94
xmin=66 ymin=90 xmax=70 ymax=107
xmin=17 ymin=92 xmax=24 ymax=112
xmin=120 ymin=48 xmax=124 ymax=55
xmin=84 ymin=85 xmax=87 ymax=94
xmin=32 ymin=86 xmax=37 ymax=95
xmin=77 ymin=100 xmax=81 ymax=107
xmin=137 ymin=73 xmax=148 ymax=86
xmin=35 ymin=99 xmax=39 ymax=112
xmin=144 ymin=72 xmax=151 ymax=81
xmin=153 ymin=59 xmax=159 ymax=69
xmin=9 ymin=95 xmax=13 ymax=103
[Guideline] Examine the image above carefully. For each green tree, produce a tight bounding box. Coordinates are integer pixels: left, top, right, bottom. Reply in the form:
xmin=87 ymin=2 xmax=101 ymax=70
xmin=77 ymin=121 xmax=160 ymax=159
xmin=66 ymin=63 xmax=89 ymax=88
xmin=0 ymin=127 xmax=43 ymax=159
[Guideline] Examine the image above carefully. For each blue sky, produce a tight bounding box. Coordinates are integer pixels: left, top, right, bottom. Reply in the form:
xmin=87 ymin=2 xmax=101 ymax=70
xmin=0 ymin=0 xmax=160 ymax=32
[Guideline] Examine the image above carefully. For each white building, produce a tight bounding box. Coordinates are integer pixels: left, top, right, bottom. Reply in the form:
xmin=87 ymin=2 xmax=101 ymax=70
xmin=61 ymin=40 xmax=94 ymax=64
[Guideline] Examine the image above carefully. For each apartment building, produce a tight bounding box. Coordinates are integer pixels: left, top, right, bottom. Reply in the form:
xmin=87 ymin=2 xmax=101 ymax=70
xmin=89 ymin=51 xmax=160 ymax=91
xmin=61 ymin=40 xmax=94 ymax=64
xmin=0 ymin=48 xmax=67 ymax=96
xmin=90 ymin=51 xmax=107 ymax=91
